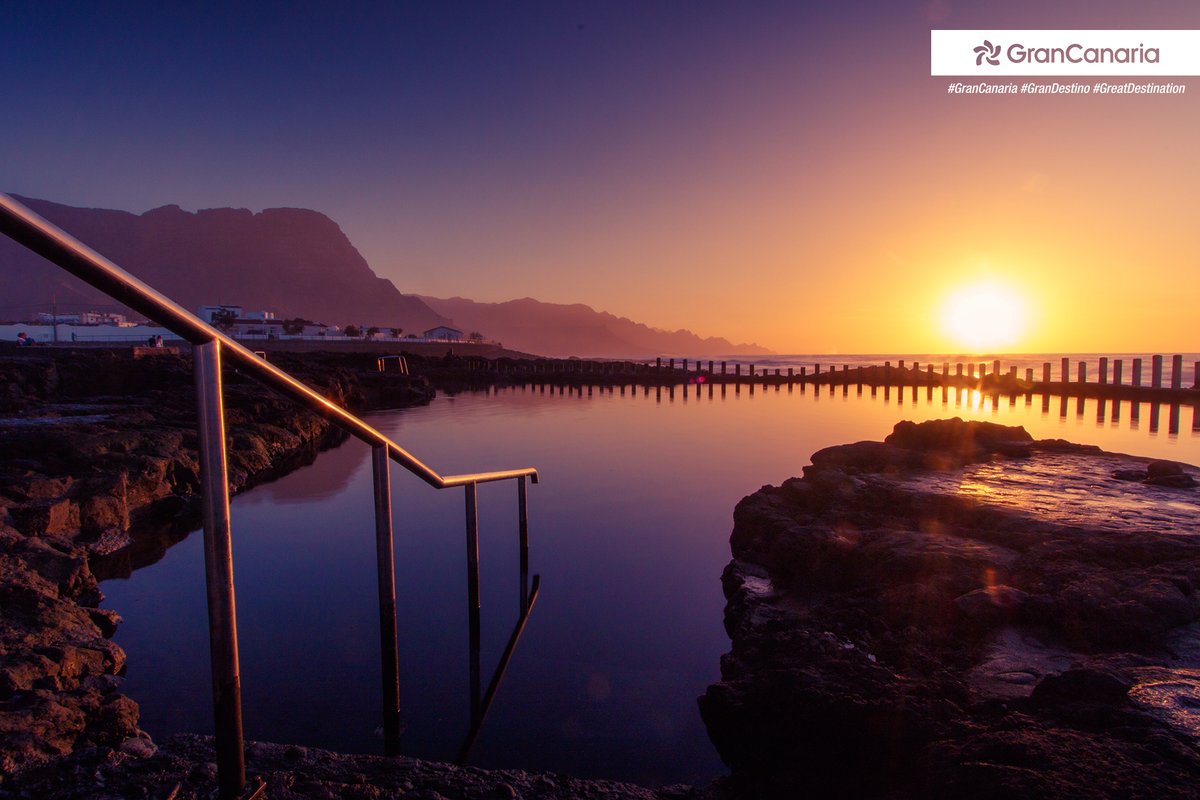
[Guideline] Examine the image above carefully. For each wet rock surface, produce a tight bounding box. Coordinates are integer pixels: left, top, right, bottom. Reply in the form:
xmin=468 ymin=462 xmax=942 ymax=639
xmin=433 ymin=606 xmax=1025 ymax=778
xmin=0 ymin=734 xmax=718 ymax=800
xmin=0 ymin=347 xmax=433 ymax=780
xmin=699 ymin=418 xmax=1200 ymax=799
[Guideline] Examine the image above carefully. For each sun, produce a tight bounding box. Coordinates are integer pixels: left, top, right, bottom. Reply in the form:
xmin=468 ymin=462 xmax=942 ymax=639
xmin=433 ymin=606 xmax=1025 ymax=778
xmin=939 ymin=280 xmax=1028 ymax=353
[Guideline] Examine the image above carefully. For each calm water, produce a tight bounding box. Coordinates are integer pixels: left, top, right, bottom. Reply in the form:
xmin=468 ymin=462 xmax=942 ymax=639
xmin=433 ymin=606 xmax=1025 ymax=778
xmin=102 ymin=380 xmax=1200 ymax=786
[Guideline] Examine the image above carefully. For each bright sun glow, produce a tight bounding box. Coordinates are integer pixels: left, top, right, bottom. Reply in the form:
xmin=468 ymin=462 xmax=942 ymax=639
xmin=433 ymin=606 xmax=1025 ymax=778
xmin=940 ymin=280 xmax=1028 ymax=352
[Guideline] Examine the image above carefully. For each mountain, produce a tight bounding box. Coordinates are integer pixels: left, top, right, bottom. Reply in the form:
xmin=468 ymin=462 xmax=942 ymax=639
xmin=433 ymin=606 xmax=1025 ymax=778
xmin=0 ymin=195 xmax=771 ymax=357
xmin=419 ymin=295 xmax=773 ymax=358
xmin=0 ymin=195 xmax=450 ymax=332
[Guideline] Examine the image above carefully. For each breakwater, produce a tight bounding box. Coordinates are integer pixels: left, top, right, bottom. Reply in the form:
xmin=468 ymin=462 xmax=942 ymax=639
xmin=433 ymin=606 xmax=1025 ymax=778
xmin=451 ymin=353 xmax=1200 ymax=402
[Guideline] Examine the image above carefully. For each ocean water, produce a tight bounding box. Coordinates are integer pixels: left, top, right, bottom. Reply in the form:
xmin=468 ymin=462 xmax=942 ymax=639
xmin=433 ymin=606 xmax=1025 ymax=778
xmin=101 ymin=377 xmax=1200 ymax=786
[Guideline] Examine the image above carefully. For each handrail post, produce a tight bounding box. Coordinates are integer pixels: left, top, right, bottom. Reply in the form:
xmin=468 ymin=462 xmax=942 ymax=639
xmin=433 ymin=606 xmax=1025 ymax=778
xmin=518 ymin=476 xmax=529 ymax=613
xmin=372 ymin=446 xmax=401 ymax=756
xmin=194 ymin=340 xmax=246 ymax=800
xmin=465 ymin=482 xmax=482 ymax=724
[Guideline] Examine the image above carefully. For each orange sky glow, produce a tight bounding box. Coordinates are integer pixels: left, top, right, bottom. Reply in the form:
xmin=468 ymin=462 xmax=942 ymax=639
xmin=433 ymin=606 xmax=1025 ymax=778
xmin=5 ymin=2 xmax=1198 ymax=354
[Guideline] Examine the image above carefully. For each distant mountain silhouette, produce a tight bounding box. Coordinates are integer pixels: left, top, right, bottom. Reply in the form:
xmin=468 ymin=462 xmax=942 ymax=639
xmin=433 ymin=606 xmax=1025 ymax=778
xmin=0 ymin=195 xmax=450 ymax=332
xmin=420 ymin=296 xmax=773 ymax=358
xmin=1 ymin=195 xmax=771 ymax=358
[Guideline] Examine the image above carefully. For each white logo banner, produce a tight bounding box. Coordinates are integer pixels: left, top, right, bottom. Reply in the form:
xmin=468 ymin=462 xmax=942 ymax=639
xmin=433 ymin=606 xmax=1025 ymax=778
xmin=931 ymin=30 xmax=1200 ymax=76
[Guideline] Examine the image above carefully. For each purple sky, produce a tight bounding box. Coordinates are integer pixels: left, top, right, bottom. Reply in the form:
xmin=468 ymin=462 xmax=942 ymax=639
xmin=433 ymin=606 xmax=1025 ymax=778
xmin=4 ymin=1 xmax=1198 ymax=351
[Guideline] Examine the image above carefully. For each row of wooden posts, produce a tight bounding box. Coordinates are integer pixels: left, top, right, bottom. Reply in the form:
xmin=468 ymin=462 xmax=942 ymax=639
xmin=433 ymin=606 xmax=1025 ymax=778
xmin=462 ymin=354 xmax=1199 ymax=393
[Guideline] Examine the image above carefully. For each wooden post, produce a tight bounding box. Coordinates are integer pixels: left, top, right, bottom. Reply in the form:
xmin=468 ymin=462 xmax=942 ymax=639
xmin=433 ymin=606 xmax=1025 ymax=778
xmin=787 ymin=367 xmax=794 ymax=378
xmin=956 ymin=363 xmax=962 ymax=378
xmin=1132 ymin=358 xmax=1143 ymax=387
xmin=735 ymin=364 xmax=741 ymax=377
xmin=656 ymin=357 xmax=662 ymax=370
xmin=1026 ymin=368 xmax=1033 ymax=384
xmin=1152 ymin=355 xmax=1163 ymax=388
xmin=1171 ymin=354 xmax=1183 ymax=390
xmin=749 ymin=364 xmax=755 ymax=377
xmin=1113 ymin=359 xmax=1123 ymax=386
xmin=993 ymin=359 xmax=1000 ymax=376
xmin=708 ymin=360 xmax=714 ymax=373
xmin=1077 ymin=362 xmax=1086 ymax=384
xmin=1008 ymin=366 xmax=1016 ymax=381
xmin=1042 ymin=362 xmax=1051 ymax=384
xmin=721 ymin=361 xmax=727 ymax=375
xmin=1194 ymin=361 xmax=1200 ymax=390
xmin=1098 ymin=357 xmax=1108 ymax=385
xmin=1061 ymin=357 xmax=1069 ymax=384
xmin=801 ymin=366 xmax=806 ymax=377
xmin=682 ymin=358 xmax=688 ymax=373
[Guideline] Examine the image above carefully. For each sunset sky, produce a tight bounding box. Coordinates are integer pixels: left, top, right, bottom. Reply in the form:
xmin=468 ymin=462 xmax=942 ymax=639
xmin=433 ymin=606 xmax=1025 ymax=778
xmin=4 ymin=1 xmax=1197 ymax=354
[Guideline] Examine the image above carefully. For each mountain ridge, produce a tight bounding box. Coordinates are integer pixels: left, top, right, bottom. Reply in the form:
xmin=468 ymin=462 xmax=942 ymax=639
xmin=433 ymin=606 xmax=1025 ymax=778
xmin=0 ymin=195 xmax=450 ymax=333
xmin=420 ymin=294 xmax=773 ymax=358
xmin=1 ymin=194 xmax=773 ymax=357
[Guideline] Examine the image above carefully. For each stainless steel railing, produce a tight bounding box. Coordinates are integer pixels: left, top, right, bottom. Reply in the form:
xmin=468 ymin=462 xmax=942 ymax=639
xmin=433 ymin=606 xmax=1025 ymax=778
xmin=0 ymin=193 xmax=539 ymax=799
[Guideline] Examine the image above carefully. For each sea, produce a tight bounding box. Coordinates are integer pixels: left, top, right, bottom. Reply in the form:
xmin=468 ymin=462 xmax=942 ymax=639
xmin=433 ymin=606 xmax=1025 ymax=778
xmin=101 ymin=352 xmax=1200 ymax=787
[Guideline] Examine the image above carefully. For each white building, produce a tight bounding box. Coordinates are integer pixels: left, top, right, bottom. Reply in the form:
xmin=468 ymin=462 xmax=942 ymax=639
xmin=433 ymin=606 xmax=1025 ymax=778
xmin=423 ymin=326 xmax=463 ymax=341
xmin=35 ymin=311 xmax=129 ymax=325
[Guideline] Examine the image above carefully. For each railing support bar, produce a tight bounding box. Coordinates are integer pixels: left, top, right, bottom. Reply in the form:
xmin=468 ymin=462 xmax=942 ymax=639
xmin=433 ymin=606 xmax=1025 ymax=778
xmin=465 ymin=483 xmax=482 ymax=724
xmin=194 ymin=340 xmax=246 ymax=800
xmin=518 ymin=476 xmax=529 ymax=613
xmin=372 ymin=445 xmax=402 ymax=756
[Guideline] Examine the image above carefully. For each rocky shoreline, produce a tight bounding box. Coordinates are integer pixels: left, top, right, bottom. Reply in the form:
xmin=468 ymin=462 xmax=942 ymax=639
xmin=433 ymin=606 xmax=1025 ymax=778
xmin=8 ymin=352 xmax=1200 ymax=799
xmin=1 ymin=347 xmax=721 ymax=800
xmin=699 ymin=418 xmax=1200 ymax=799
xmin=0 ymin=346 xmax=432 ymax=782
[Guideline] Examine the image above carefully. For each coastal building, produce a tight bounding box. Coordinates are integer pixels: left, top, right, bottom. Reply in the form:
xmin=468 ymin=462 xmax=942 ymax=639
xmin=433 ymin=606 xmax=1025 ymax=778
xmin=198 ymin=305 xmax=301 ymax=339
xmin=423 ymin=326 xmax=463 ymax=341
xmin=35 ymin=311 xmax=130 ymax=326
xmin=197 ymin=304 xmax=245 ymax=324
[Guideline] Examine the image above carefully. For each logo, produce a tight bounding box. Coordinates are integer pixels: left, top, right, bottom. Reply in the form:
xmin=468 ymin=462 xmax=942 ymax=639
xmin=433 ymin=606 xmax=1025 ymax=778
xmin=934 ymin=30 xmax=1199 ymax=76
xmin=973 ymin=39 xmax=1001 ymax=66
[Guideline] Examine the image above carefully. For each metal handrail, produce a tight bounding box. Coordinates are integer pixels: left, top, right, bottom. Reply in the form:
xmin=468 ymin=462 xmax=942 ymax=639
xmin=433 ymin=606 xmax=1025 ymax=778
xmin=0 ymin=192 xmax=540 ymax=799
xmin=0 ymin=193 xmax=538 ymax=490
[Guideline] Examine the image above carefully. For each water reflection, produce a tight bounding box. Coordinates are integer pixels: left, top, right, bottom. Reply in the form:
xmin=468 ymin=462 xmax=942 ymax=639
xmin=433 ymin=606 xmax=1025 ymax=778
xmin=103 ymin=379 xmax=1198 ymax=788
xmin=529 ymin=382 xmax=1198 ymax=445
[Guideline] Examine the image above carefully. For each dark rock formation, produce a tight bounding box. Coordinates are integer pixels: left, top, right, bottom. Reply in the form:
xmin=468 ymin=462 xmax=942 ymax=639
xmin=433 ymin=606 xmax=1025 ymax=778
xmin=0 ymin=346 xmax=433 ymax=778
xmin=700 ymin=418 xmax=1200 ymax=799
xmin=1 ymin=733 xmax=715 ymax=800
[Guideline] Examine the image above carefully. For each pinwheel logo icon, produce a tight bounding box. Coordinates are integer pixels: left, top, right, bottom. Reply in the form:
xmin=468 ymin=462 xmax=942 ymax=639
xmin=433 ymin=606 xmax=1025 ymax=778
xmin=974 ymin=40 xmax=1001 ymax=66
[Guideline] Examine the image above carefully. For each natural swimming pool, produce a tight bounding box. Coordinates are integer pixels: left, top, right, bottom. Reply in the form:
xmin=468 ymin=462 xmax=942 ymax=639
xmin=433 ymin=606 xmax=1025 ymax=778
xmin=102 ymin=381 xmax=1200 ymax=786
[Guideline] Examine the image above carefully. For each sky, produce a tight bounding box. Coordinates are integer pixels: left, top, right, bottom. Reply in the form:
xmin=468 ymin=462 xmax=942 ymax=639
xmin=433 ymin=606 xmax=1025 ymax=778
xmin=3 ymin=0 xmax=1198 ymax=354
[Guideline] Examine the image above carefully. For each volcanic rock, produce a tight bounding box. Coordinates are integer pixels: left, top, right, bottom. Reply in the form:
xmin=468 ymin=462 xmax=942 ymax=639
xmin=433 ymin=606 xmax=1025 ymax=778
xmin=700 ymin=418 xmax=1200 ymax=799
